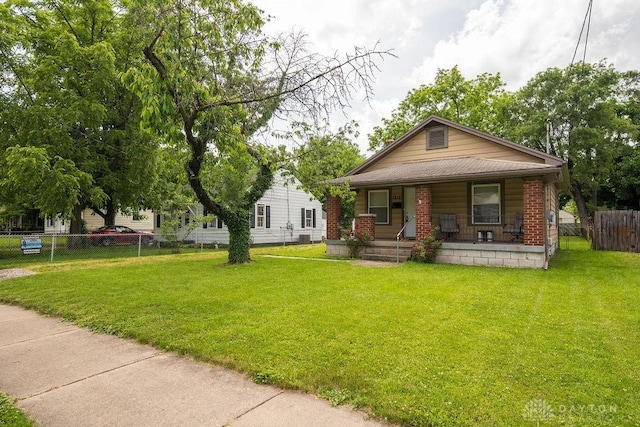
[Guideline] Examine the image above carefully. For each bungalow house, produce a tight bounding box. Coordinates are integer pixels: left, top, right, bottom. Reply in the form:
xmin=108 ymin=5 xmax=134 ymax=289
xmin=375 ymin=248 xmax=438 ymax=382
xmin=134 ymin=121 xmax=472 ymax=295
xmin=154 ymin=171 xmax=325 ymax=245
xmin=324 ymin=116 xmax=568 ymax=268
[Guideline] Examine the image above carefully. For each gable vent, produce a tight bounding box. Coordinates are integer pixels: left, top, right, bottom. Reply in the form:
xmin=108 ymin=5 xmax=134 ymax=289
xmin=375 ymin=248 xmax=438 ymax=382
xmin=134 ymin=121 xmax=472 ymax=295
xmin=427 ymin=127 xmax=447 ymax=149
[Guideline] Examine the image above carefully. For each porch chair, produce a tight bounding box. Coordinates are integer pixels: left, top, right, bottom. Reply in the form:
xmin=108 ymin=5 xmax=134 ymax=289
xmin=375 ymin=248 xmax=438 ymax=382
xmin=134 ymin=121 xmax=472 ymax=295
xmin=439 ymin=213 xmax=460 ymax=240
xmin=503 ymin=212 xmax=524 ymax=241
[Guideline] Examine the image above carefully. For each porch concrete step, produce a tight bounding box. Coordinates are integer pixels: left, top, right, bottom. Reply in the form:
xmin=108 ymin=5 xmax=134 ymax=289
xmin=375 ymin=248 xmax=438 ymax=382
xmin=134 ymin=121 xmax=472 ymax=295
xmin=365 ymin=246 xmax=413 ymax=256
xmin=361 ymin=253 xmax=410 ymax=262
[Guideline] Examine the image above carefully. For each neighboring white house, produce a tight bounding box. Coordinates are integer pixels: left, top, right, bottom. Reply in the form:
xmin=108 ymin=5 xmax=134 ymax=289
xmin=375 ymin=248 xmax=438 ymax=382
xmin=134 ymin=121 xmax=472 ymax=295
xmin=154 ymin=171 xmax=325 ymax=245
xmin=44 ymin=210 xmax=155 ymax=234
xmin=559 ymin=209 xmax=577 ymax=223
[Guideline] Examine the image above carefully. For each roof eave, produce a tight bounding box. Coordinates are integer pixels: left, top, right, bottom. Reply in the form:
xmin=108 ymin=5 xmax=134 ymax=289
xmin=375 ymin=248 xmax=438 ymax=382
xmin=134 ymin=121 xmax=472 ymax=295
xmin=339 ymin=166 xmax=564 ymax=189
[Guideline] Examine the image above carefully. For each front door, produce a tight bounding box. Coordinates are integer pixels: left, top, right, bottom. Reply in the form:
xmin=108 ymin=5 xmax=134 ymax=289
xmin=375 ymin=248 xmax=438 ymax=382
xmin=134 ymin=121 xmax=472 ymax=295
xmin=404 ymin=187 xmax=416 ymax=238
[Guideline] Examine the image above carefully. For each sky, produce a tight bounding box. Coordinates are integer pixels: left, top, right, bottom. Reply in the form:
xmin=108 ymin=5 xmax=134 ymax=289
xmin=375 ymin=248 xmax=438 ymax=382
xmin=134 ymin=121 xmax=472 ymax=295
xmin=251 ymin=0 xmax=640 ymax=153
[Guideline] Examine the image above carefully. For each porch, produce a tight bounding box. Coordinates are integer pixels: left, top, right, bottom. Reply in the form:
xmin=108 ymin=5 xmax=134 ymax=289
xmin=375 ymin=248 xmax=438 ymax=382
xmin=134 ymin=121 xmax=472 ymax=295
xmin=324 ymin=179 xmax=556 ymax=269
xmin=327 ymin=220 xmax=546 ymax=268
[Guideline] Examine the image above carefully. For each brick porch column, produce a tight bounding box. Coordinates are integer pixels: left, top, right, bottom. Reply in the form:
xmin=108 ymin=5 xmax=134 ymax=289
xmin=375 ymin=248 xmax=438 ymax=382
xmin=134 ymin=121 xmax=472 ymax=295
xmin=357 ymin=213 xmax=376 ymax=241
xmin=415 ymin=185 xmax=433 ymax=238
xmin=523 ymin=178 xmax=544 ymax=246
xmin=326 ymin=194 xmax=342 ymax=240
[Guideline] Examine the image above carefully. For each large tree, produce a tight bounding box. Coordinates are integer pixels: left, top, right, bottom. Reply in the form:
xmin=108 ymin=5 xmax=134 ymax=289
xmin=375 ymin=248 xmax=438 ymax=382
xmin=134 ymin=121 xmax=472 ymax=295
xmin=0 ymin=0 xmax=159 ymax=233
xmin=368 ymin=66 xmax=512 ymax=151
xmin=124 ymin=0 xmax=390 ymax=263
xmin=508 ymin=61 xmax=639 ymax=230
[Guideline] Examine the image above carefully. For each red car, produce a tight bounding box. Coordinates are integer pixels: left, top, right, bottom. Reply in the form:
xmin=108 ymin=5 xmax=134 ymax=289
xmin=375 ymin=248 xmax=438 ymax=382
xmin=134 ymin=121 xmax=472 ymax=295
xmin=89 ymin=225 xmax=154 ymax=246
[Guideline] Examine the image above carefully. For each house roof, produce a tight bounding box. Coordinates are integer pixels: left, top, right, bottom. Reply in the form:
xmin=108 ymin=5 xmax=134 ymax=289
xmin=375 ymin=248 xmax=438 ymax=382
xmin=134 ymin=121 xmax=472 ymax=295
xmin=323 ymin=157 xmax=563 ymax=188
xmin=347 ymin=115 xmax=565 ymax=176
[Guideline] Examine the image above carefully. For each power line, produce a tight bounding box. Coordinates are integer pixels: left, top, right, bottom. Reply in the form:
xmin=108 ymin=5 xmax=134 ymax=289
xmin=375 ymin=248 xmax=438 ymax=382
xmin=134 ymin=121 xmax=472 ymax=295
xmin=571 ymin=0 xmax=593 ymax=65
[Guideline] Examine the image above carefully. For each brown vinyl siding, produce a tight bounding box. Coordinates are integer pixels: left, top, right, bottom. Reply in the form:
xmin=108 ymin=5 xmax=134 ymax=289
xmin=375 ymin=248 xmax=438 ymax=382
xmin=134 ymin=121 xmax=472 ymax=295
xmin=355 ymin=191 xmax=366 ymax=218
xmin=432 ymin=182 xmax=467 ymax=216
xmin=504 ymin=179 xmax=524 ymax=216
xmin=363 ymin=128 xmax=544 ymax=173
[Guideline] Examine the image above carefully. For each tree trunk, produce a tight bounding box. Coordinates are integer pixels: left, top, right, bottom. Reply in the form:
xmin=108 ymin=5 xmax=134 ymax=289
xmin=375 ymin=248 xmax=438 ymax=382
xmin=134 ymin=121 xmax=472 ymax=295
xmin=226 ymin=211 xmax=252 ymax=264
xmin=571 ymin=182 xmax=591 ymax=240
xmin=105 ymin=199 xmax=116 ymax=226
xmin=68 ymin=203 xmax=85 ymax=248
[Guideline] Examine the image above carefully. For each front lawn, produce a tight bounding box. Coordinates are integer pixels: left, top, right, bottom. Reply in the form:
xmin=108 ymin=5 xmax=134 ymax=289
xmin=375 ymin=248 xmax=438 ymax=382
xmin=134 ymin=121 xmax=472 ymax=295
xmin=1 ymin=239 xmax=638 ymax=426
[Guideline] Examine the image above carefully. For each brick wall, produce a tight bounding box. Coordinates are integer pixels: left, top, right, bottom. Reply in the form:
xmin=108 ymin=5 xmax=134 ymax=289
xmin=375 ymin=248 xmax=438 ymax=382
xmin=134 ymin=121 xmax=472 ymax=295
xmin=357 ymin=214 xmax=376 ymax=241
xmin=415 ymin=185 xmax=433 ymax=237
xmin=326 ymin=194 xmax=342 ymax=240
xmin=523 ymin=178 xmax=544 ymax=246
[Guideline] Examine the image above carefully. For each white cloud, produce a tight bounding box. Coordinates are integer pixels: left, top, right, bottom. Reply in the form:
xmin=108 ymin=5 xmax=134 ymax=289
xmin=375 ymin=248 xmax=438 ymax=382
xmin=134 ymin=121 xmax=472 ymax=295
xmin=409 ymin=0 xmax=640 ymax=89
xmin=251 ymin=0 xmax=640 ymax=154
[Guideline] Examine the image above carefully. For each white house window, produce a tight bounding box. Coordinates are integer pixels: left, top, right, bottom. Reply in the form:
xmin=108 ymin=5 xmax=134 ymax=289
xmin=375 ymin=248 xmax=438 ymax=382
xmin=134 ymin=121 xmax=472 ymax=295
xmin=305 ymin=209 xmax=313 ymax=228
xmin=368 ymin=190 xmax=389 ymax=224
xmin=256 ymin=204 xmax=265 ymax=228
xmin=472 ymin=184 xmax=501 ymax=224
xmin=426 ymin=126 xmax=447 ymax=149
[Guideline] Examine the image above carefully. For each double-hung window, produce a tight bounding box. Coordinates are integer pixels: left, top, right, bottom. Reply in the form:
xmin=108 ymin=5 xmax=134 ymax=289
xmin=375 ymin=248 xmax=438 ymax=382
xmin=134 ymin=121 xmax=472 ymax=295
xmin=305 ymin=209 xmax=313 ymax=228
xmin=256 ymin=204 xmax=265 ymax=228
xmin=472 ymin=184 xmax=501 ymax=224
xmin=368 ymin=190 xmax=389 ymax=224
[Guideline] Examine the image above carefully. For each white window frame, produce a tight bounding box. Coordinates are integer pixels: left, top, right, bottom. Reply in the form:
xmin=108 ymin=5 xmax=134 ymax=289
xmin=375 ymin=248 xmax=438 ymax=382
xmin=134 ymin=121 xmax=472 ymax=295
xmin=305 ymin=209 xmax=313 ymax=228
xmin=256 ymin=204 xmax=265 ymax=228
xmin=368 ymin=189 xmax=389 ymax=225
xmin=472 ymin=183 xmax=501 ymax=224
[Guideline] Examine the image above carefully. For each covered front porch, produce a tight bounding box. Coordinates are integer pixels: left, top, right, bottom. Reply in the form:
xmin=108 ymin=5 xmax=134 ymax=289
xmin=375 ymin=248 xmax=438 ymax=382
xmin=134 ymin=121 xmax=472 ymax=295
xmin=325 ymin=177 xmax=558 ymax=269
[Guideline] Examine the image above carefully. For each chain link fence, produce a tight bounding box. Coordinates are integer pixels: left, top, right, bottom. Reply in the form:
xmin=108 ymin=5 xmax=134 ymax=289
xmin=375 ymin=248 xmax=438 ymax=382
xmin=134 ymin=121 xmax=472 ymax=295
xmin=0 ymin=233 xmax=215 ymax=268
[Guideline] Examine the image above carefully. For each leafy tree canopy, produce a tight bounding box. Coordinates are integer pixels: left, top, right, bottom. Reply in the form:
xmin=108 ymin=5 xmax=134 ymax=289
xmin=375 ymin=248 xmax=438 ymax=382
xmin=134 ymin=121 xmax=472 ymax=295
xmin=0 ymin=0 xmax=161 ymax=232
xmin=507 ymin=61 xmax=639 ymax=226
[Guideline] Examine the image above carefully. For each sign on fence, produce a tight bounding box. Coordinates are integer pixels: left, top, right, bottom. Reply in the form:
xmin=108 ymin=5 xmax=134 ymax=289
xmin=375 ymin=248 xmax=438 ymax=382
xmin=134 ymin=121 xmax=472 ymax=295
xmin=21 ymin=237 xmax=43 ymax=255
xmin=593 ymin=210 xmax=639 ymax=253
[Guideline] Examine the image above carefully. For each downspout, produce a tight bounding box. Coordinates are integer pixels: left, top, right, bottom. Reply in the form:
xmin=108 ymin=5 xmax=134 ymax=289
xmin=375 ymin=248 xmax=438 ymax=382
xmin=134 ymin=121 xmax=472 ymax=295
xmin=543 ymin=184 xmax=549 ymax=270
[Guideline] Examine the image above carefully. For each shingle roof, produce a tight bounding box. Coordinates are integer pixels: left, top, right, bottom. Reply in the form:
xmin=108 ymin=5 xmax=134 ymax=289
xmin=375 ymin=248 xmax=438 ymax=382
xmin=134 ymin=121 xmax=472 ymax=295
xmin=323 ymin=157 xmax=562 ymax=187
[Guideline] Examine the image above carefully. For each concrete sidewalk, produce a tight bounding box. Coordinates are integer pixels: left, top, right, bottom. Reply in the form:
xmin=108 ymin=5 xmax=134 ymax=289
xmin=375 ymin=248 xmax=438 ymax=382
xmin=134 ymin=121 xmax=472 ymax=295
xmin=0 ymin=305 xmax=384 ymax=426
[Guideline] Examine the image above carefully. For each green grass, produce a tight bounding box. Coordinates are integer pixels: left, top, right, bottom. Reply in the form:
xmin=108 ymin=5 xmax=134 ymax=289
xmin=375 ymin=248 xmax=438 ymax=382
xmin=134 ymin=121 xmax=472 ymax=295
xmin=0 ymin=392 xmax=35 ymax=427
xmin=0 ymin=239 xmax=638 ymax=426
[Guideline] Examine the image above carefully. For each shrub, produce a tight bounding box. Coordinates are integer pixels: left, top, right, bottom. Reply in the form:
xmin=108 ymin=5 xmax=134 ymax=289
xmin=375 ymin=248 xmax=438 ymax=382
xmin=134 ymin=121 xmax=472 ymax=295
xmin=410 ymin=227 xmax=442 ymax=263
xmin=343 ymin=229 xmax=371 ymax=258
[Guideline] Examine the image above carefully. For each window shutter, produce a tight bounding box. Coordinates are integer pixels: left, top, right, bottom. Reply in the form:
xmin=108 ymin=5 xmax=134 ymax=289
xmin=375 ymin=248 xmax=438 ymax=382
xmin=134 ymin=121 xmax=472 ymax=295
xmin=301 ymin=208 xmax=305 ymax=228
xmin=155 ymin=214 xmax=161 ymax=228
xmin=250 ymin=206 xmax=255 ymax=228
xmin=312 ymin=209 xmax=316 ymax=228
xmin=266 ymin=206 xmax=271 ymax=229
xmin=203 ymin=209 xmax=208 ymax=229
xmin=217 ymin=217 xmax=223 ymax=228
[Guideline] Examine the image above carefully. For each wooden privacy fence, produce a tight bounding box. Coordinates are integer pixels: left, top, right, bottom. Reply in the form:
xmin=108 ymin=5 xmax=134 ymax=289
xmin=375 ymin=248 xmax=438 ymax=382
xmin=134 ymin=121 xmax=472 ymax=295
xmin=593 ymin=210 xmax=639 ymax=252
